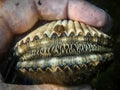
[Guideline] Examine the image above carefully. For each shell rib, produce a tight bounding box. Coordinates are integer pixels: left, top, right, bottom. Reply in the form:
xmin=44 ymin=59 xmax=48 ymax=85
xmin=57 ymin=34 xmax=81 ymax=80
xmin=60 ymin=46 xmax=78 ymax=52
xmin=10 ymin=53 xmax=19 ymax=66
xmin=15 ymin=20 xmax=110 ymax=45
xmin=14 ymin=20 xmax=113 ymax=85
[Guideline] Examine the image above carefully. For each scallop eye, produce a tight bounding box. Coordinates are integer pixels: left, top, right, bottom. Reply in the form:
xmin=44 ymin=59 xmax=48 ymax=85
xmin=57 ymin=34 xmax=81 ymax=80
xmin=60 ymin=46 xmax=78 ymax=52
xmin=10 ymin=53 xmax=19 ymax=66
xmin=33 ymin=35 xmax=39 ymax=41
xmin=51 ymin=33 xmax=58 ymax=39
xmin=86 ymin=33 xmax=91 ymax=37
xmin=26 ymin=37 xmax=30 ymax=43
xmin=69 ymin=32 xmax=75 ymax=37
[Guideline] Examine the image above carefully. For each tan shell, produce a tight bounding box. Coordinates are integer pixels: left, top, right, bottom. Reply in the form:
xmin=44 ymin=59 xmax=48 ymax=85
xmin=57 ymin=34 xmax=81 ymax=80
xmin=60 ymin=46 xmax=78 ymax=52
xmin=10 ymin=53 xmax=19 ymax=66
xmin=15 ymin=20 xmax=112 ymax=56
xmin=16 ymin=20 xmax=110 ymax=45
xmin=14 ymin=20 xmax=113 ymax=85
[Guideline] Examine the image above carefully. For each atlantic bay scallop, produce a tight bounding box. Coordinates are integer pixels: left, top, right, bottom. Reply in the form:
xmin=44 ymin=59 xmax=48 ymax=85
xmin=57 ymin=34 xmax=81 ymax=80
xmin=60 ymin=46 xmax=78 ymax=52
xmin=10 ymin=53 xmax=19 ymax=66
xmin=14 ymin=20 xmax=113 ymax=85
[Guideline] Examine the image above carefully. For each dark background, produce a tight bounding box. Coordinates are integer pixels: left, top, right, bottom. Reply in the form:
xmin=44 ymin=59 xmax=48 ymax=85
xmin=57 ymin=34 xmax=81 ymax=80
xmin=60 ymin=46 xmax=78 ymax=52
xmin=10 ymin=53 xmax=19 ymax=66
xmin=90 ymin=0 xmax=120 ymax=90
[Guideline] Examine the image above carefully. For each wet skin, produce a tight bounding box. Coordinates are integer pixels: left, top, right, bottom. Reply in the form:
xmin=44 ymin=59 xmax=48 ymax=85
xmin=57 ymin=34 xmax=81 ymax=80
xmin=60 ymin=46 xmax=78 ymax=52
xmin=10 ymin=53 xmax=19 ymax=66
xmin=0 ymin=0 xmax=112 ymax=90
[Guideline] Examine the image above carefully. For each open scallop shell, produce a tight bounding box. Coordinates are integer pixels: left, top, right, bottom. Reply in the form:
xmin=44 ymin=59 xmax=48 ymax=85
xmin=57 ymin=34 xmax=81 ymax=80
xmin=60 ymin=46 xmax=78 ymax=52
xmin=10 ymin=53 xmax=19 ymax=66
xmin=14 ymin=20 xmax=113 ymax=85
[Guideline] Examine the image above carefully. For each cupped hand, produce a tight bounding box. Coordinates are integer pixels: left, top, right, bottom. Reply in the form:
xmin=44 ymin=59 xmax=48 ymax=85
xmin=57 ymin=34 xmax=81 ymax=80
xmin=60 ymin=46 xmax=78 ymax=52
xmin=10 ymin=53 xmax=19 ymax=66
xmin=0 ymin=0 xmax=112 ymax=90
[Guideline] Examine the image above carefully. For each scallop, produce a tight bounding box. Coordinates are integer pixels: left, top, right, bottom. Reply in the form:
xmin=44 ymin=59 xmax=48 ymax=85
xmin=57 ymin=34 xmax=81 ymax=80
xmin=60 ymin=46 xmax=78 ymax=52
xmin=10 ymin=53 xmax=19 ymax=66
xmin=14 ymin=20 xmax=113 ymax=85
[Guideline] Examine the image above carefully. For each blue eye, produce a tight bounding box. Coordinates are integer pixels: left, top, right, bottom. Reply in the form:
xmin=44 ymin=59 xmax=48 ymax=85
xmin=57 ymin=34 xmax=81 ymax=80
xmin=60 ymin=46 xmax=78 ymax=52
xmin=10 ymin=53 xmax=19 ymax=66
xmin=42 ymin=64 xmax=52 ymax=71
xmin=42 ymin=66 xmax=47 ymax=71
xmin=33 ymin=66 xmax=38 ymax=71
xmin=59 ymin=64 xmax=64 ymax=68
xmin=68 ymin=63 xmax=73 ymax=67
xmin=25 ymin=66 xmax=30 ymax=71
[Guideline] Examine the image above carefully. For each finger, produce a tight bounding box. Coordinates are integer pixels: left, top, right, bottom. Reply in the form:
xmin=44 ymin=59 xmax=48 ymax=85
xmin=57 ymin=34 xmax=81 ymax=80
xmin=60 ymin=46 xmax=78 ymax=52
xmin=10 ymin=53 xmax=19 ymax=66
xmin=0 ymin=18 xmax=13 ymax=55
xmin=0 ymin=0 xmax=39 ymax=34
xmin=34 ymin=0 xmax=112 ymax=30
xmin=1 ymin=0 xmax=111 ymax=35
xmin=0 ymin=83 xmax=92 ymax=90
xmin=34 ymin=0 xmax=68 ymax=20
xmin=68 ymin=0 xmax=112 ymax=30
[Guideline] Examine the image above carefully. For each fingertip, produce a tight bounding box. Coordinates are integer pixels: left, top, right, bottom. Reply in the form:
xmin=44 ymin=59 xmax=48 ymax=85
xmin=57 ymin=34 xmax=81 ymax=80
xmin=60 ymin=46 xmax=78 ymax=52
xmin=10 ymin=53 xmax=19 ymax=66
xmin=68 ymin=0 xmax=112 ymax=30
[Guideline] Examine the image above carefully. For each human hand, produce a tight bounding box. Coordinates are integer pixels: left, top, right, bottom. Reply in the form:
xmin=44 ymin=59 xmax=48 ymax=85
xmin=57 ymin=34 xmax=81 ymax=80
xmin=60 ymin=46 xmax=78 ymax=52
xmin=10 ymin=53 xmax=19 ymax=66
xmin=0 ymin=0 xmax=112 ymax=90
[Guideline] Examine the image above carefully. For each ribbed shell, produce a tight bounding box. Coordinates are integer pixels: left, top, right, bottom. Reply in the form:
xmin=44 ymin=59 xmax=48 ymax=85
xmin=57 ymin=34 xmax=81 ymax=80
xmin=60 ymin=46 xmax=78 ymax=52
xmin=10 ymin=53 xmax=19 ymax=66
xmin=15 ymin=20 xmax=111 ymax=46
xmin=14 ymin=20 xmax=113 ymax=85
